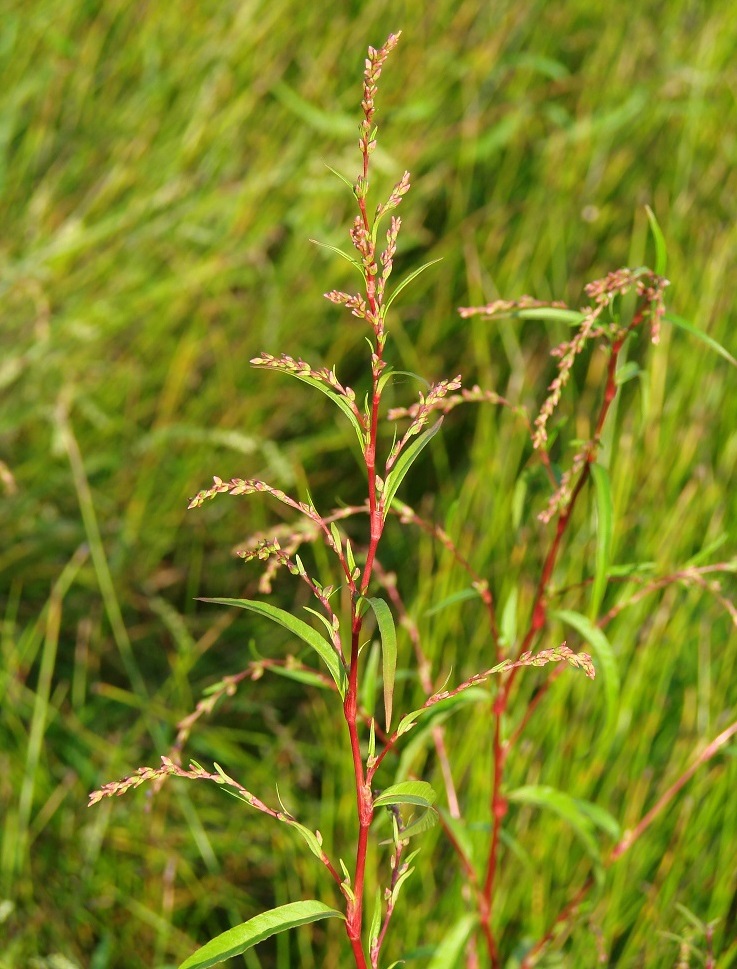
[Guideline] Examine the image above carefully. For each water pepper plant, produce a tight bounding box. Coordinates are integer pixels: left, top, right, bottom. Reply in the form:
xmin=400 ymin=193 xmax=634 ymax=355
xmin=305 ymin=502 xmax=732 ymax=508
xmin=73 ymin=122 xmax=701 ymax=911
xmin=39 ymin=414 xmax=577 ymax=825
xmin=90 ymin=32 xmax=737 ymax=969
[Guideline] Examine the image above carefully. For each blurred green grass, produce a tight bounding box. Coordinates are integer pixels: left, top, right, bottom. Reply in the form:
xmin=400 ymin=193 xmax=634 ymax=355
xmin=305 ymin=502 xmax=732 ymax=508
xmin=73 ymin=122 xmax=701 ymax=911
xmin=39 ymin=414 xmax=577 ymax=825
xmin=1 ymin=0 xmax=736 ymax=966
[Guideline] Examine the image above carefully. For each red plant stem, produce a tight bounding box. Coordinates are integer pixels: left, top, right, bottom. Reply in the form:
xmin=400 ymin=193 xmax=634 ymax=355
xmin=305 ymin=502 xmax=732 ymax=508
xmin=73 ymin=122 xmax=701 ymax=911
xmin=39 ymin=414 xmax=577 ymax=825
xmin=479 ymin=333 xmax=628 ymax=964
xmin=343 ymin=140 xmax=385 ymax=968
xmin=344 ymin=613 xmax=372 ymax=969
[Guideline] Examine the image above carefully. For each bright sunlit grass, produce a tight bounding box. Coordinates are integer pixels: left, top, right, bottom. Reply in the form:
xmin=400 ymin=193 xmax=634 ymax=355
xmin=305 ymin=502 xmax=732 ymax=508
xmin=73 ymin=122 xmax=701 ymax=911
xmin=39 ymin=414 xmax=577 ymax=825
xmin=1 ymin=2 xmax=736 ymax=967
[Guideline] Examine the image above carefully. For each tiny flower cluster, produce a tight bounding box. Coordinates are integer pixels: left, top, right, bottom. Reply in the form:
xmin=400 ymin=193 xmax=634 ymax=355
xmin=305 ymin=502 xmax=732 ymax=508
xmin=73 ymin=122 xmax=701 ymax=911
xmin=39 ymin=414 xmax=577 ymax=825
xmin=188 ymin=475 xmax=322 ymax=524
xmin=236 ymin=520 xmax=321 ymax=594
xmin=458 ymin=296 xmax=567 ymax=319
xmin=534 ymin=268 xmax=668 ymax=449
xmin=251 ymin=352 xmax=358 ymax=403
xmin=388 ymin=383 xmax=503 ymax=421
xmin=492 ymin=643 xmax=595 ymax=679
xmin=537 ymin=446 xmax=591 ymax=524
xmin=88 ymin=756 xmax=198 ymax=805
xmin=359 ymin=33 xmax=401 ymax=157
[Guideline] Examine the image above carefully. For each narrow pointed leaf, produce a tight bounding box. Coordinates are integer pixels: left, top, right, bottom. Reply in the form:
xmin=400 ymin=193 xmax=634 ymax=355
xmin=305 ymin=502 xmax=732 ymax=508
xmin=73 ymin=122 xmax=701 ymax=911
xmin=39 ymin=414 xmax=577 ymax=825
xmin=285 ymin=819 xmax=325 ymax=861
xmin=198 ymin=598 xmax=347 ymax=698
xmin=383 ymin=420 xmax=443 ymax=518
xmin=427 ymin=914 xmax=477 ymax=969
xmin=663 ymin=312 xmax=737 ymax=368
xmin=287 ymin=371 xmax=366 ymax=450
xmin=365 ymin=596 xmax=397 ymax=730
xmin=178 ymin=900 xmax=344 ymax=969
xmin=645 ymin=205 xmax=667 ymax=276
xmin=589 ymin=463 xmax=613 ymax=618
xmin=516 ymin=307 xmax=585 ymax=324
xmin=384 ymin=257 xmax=443 ymax=311
xmin=310 ymin=238 xmax=364 ymax=277
xmin=368 ymin=887 xmax=382 ymax=949
xmin=423 ymin=586 xmax=482 ymax=617
xmin=549 ymin=608 xmax=619 ymax=741
xmin=323 ymin=162 xmax=354 ymax=191
xmin=508 ymin=785 xmax=617 ymax=871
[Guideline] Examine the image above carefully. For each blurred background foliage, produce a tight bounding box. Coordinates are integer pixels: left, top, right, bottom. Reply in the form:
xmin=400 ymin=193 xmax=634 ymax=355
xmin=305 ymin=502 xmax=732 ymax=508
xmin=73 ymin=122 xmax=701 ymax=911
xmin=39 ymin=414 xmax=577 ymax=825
xmin=1 ymin=0 xmax=736 ymax=966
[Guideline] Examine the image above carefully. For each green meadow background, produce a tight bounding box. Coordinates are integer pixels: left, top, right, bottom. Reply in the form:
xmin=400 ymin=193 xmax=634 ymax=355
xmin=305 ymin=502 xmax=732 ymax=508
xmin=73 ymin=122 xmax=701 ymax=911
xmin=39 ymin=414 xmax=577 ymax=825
xmin=2 ymin=0 xmax=736 ymax=966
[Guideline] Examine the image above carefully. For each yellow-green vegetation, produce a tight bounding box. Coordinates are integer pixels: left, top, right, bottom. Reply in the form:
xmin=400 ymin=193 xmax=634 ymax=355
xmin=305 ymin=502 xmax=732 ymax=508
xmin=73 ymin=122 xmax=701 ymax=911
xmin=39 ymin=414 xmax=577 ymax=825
xmin=1 ymin=2 xmax=735 ymax=967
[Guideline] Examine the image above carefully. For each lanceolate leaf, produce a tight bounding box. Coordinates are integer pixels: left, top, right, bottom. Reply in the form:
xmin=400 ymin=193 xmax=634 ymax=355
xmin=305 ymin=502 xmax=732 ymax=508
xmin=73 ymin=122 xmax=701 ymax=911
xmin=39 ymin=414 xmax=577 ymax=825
xmin=290 ymin=371 xmax=367 ymax=450
xmin=382 ymin=419 xmax=443 ymax=518
xmin=508 ymin=785 xmax=618 ymax=870
xmin=177 ymin=900 xmax=344 ymax=969
xmin=374 ymin=781 xmax=436 ymax=809
xmin=198 ymin=598 xmax=347 ymax=698
xmin=365 ymin=596 xmax=397 ymax=730
xmin=285 ymin=819 xmax=325 ymax=861
xmin=549 ymin=608 xmax=620 ymax=741
xmin=589 ymin=463 xmax=613 ymax=618
xmin=645 ymin=204 xmax=668 ymax=277
xmin=664 ymin=312 xmax=737 ymax=368
xmin=310 ymin=237 xmax=364 ymax=278
xmin=516 ymin=307 xmax=585 ymax=325
xmin=384 ymin=257 xmax=443 ymax=311
xmin=426 ymin=914 xmax=477 ymax=969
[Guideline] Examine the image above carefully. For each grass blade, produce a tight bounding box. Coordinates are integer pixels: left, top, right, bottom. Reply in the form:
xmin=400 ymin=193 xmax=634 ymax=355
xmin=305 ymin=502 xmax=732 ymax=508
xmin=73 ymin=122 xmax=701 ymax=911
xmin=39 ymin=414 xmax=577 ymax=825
xmin=589 ymin=463 xmax=613 ymax=618
xmin=427 ymin=914 xmax=477 ymax=969
xmin=645 ymin=204 xmax=668 ymax=276
xmin=549 ymin=608 xmax=620 ymax=743
xmin=507 ymin=785 xmax=611 ymax=867
xmin=663 ymin=312 xmax=737 ymax=368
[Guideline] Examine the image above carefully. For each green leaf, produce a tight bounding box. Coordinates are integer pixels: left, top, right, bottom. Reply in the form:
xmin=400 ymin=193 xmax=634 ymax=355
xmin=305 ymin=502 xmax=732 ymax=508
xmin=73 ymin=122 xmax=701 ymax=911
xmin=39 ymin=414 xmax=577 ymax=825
xmin=177 ymin=900 xmax=344 ymax=969
xmin=360 ymin=640 xmax=380 ymax=719
xmin=198 ymin=598 xmax=347 ymax=698
xmin=437 ymin=808 xmax=476 ymax=867
xmin=645 ymin=205 xmax=667 ymax=276
xmin=549 ymin=608 xmax=620 ymax=742
xmin=398 ymin=807 xmax=439 ymax=840
xmin=663 ymin=312 xmax=737 ymax=368
xmin=364 ymin=596 xmax=397 ymax=730
xmin=383 ymin=420 xmax=443 ymax=518
xmin=426 ymin=914 xmax=477 ymax=969
xmin=384 ymin=257 xmax=443 ymax=311
xmin=516 ymin=307 xmax=585 ymax=325
xmin=289 ymin=371 xmax=367 ymax=451
xmin=423 ymin=586 xmax=482 ymax=617
xmin=614 ymin=361 xmax=641 ymax=385
xmin=262 ymin=665 xmax=331 ymax=691
xmin=589 ymin=463 xmax=613 ymax=618
xmin=310 ymin=238 xmax=364 ymax=278
xmin=508 ymin=785 xmax=617 ymax=871
xmin=368 ymin=887 xmax=382 ymax=948
xmin=285 ymin=819 xmax=325 ymax=861
xmin=374 ymin=781 xmax=436 ymax=809
xmin=323 ymin=162 xmax=354 ymax=192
